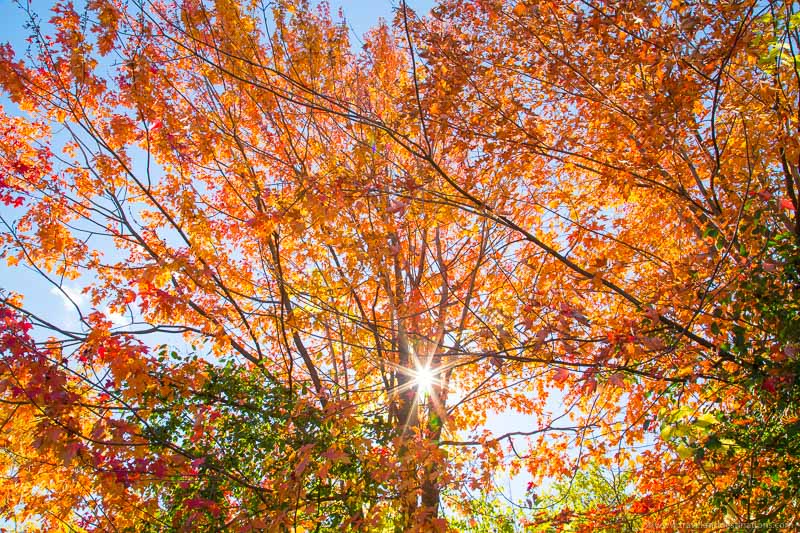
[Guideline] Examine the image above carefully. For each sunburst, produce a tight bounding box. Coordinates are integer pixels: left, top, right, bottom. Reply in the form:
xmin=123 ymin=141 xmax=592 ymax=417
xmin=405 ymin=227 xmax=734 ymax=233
xmin=413 ymin=364 xmax=435 ymax=398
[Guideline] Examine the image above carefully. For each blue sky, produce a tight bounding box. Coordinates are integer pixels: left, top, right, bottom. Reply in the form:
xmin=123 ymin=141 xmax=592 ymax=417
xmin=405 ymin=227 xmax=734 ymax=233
xmin=0 ymin=0 xmax=435 ymax=48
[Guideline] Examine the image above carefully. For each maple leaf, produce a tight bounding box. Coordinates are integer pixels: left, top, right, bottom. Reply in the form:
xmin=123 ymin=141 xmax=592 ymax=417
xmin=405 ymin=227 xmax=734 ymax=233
xmin=607 ymin=373 xmax=626 ymax=388
xmin=553 ymin=367 xmax=570 ymax=384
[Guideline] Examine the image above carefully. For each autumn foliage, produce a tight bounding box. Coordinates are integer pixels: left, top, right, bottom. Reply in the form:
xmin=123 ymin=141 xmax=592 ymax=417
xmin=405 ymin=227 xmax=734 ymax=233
xmin=1 ymin=0 xmax=799 ymax=530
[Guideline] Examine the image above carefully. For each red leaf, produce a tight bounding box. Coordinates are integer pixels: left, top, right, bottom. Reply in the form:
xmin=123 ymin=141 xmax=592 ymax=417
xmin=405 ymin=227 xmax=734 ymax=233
xmin=553 ymin=367 xmax=570 ymax=384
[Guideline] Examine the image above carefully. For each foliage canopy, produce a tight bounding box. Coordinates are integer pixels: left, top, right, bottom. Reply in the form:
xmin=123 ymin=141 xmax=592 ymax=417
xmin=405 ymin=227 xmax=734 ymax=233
xmin=1 ymin=0 xmax=800 ymax=530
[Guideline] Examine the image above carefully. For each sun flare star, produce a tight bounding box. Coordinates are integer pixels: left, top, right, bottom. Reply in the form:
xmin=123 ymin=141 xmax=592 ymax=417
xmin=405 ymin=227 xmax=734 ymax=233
xmin=414 ymin=365 xmax=434 ymax=397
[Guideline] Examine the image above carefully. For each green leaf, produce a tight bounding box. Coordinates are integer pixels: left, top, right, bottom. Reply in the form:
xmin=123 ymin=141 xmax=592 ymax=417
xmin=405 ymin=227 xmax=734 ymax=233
xmin=694 ymin=413 xmax=719 ymax=428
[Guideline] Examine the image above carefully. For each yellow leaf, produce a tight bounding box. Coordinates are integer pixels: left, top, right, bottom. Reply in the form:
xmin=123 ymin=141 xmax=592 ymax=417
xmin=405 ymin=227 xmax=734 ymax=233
xmin=694 ymin=413 xmax=718 ymax=428
xmin=676 ymin=444 xmax=694 ymax=459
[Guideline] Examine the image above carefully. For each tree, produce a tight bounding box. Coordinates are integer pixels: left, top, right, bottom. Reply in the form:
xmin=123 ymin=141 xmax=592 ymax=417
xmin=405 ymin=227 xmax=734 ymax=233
xmin=410 ymin=0 xmax=800 ymax=526
xmin=0 ymin=0 xmax=799 ymax=530
xmin=530 ymin=462 xmax=640 ymax=532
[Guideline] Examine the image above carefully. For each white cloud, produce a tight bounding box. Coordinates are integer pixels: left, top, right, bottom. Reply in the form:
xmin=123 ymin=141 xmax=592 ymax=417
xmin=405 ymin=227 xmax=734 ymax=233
xmin=48 ymin=285 xmax=87 ymax=329
xmin=104 ymin=307 xmax=129 ymax=327
xmin=50 ymin=285 xmax=87 ymax=309
xmin=49 ymin=285 xmax=131 ymax=328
